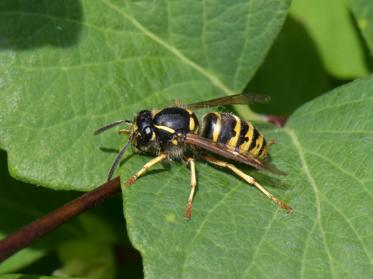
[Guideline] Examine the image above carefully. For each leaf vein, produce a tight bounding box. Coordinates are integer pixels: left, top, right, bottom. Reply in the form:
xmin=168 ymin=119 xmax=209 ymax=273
xmin=102 ymin=0 xmax=235 ymax=96
xmin=285 ymin=127 xmax=336 ymax=278
xmin=304 ymin=150 xmax=373 ymax=201
xmin=320 ymin=194 xmax=373 ymax=267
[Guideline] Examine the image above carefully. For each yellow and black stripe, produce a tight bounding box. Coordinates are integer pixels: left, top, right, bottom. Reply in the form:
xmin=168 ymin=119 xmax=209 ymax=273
xmin=185 ymin=109 xmax=198 ymax=132
xmin=200 ymin=112 xmax=221 ymax=142
xmin=200 ymin=112 xmax=268 ymax=159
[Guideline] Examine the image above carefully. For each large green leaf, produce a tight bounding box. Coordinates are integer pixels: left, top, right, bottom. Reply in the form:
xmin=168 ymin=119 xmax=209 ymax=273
xmin=290 ymin=0 xmax=369 ymax=78
xmin=0 ymin=0 xmax=290 ymax=191
xmin=124 ymin=77 xmax=373 ymax=278
xmin=349 ymin=0 xmax=373 ymax=56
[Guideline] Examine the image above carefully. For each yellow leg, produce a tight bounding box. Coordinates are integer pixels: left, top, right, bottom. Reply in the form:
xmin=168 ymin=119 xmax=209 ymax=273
xmin=118 ymin=129 xmax=130 ymax=135
xmin=185 ymin=157 xmax=197 ymax=221
xmin=126 ymin=154 xmax=167 ymax=186
xmin=203 ymin=155 xmax=293 ymax=213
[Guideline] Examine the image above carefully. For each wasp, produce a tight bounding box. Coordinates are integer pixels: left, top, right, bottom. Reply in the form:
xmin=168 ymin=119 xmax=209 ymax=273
xmin=95 ymin=93 xmax=293 ymax=220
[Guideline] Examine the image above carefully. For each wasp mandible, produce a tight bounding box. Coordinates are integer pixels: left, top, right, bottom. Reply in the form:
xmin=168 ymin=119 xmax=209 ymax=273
xmin=95 ymin=93 xmax=293 ymax=220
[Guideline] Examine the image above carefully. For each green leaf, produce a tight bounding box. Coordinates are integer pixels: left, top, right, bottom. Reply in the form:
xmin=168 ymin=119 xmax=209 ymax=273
xmin=290 ymin=0 xmax=370 ymax=78
xmin=349 ymin=0 xmax=373 ymax=56
xmin=0 ymin=0 xmax=290 ymax=191
xmin=124 ymin=76 xmax=373 ymax=277
xmin=5 ymin=1 xmax=372 ymax=278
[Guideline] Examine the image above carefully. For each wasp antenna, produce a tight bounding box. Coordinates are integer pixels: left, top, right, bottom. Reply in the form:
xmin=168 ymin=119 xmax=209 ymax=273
xmin=94 ymin=120 xmax=129 ymax=135
xmin=107 ymin=132 xmax=136 ymax=181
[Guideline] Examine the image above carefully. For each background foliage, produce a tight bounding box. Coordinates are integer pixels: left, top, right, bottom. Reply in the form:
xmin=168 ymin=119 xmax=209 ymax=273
xmin=1 ymin=0 xmax=373 ymax=278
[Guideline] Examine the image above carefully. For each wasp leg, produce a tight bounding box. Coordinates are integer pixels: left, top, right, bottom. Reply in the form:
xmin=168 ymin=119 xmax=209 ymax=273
xmin=118 ymin=129 xmax=130 ymax=135
xmin=203 ymin=155 xmax=293 ymax=213
xmin=267 ymin=139 xmax=276 ymax=148
xmin=185 ymin=157 xmax=197 ymax=221
xmin=126 ymin=154 xmax=167 ymax=186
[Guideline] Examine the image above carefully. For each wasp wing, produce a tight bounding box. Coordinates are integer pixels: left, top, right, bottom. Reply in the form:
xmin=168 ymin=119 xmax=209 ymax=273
xmin=185 ymin=93 xmax=270 ymax=109
xmin=185 ymin=133 xmax=285 ymax=175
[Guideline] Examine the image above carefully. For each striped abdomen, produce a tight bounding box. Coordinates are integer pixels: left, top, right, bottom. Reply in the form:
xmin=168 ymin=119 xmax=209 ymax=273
xmin=200 ymin=112 xmax=268 ymax=159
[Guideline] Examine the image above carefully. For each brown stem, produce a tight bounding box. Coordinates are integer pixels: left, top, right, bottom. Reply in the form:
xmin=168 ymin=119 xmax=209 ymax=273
xmin=0 ymin=177 xmax=121 ymax=262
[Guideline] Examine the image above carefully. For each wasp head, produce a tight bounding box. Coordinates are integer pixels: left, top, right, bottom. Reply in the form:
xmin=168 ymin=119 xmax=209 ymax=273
xmin=132 ymin=110 xmax=156 ymax=150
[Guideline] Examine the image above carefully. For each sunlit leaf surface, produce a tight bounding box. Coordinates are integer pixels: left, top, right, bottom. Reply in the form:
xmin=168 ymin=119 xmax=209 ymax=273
xmin=124 ymin=77 xmax=373 ymax=278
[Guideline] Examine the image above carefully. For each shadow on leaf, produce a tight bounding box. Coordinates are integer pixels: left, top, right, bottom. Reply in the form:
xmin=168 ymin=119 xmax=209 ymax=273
xmin=0 ymin=0 xmax=82 ymax=49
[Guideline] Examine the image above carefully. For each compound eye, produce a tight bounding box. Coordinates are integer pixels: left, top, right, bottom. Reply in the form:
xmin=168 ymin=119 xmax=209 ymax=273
xmin=142 ymin=126 xmax=153 ymax=141
xmin=144 ymin=126 xmax=152 ymax=135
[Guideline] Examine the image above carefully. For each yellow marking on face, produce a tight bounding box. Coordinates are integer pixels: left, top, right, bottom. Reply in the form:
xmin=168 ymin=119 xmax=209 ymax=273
xmin=212 ymin=112 xmax=221 ymax=142
xmin=118 ymin=129 xmax=130 ymax=135
xmin=239 ymin=122 xmax=254 ymax=153
xmin=171 ymin=139 xmax=178 ymax=145
xmin=151 ymin=109 xmax=160 ymax=117
xmin=151 ymin=131 xmax=156 ymax=141
xmin=251 ymin=135 xmax=264 ymax=157
xmin=186 ymin=109 xmax=193 ymax=115
xmin=227 ymin=115 xmax=241 ymax=149
xmin=131 ymin=123 xmax=138 ymax=134
xmin=189 ymin=116 xmax=195 ymax=131
xmin=154 ymin=125 xmax=175 ymax=134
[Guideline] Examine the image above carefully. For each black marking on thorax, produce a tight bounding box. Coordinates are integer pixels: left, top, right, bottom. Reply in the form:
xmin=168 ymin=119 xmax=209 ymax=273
xmin=153 ymin=107 xmax=195 ymax=132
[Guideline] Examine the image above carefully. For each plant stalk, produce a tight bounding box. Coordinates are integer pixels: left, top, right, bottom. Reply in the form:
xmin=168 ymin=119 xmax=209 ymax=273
xmin=0 ymin=177 xmax=121 ymax=262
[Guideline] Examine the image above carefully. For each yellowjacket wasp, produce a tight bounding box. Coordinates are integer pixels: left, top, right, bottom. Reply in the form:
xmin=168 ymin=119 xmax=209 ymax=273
xmin=95 ymin=93 xmax=293 ymax=220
